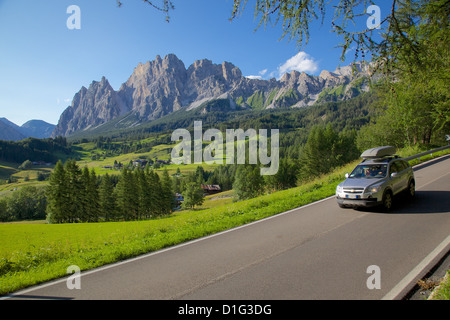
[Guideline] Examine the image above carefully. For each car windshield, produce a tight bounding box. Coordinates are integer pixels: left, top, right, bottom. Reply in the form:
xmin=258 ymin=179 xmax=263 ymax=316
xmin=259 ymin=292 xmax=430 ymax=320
xmin=349 ymin=164 xmax=388 ymax=179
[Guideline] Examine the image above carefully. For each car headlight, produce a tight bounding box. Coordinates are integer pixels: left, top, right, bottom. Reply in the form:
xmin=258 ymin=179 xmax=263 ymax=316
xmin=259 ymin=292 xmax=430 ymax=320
xmin=368 ymin=186 xmax=380 ymax=193
xmin=336 ymin=185 xmax=343 ymax=192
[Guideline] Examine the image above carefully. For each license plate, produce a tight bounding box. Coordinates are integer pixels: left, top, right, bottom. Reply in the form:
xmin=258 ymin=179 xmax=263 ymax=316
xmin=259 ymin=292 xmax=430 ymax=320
xmin=346 ymin=194 xmax=360 ymax=199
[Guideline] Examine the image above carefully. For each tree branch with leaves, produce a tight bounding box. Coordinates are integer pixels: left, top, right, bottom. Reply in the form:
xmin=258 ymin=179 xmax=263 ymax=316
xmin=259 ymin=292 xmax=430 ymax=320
xmin=117 ymin=0 xmax=175 ymax=22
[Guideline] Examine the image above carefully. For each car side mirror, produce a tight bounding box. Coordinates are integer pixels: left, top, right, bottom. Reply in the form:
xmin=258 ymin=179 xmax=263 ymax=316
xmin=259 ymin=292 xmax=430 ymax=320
xmin=391 ymin=172 xmax=398 ymax=178
xmin=345 ymin=173 xmax=349 ymax=178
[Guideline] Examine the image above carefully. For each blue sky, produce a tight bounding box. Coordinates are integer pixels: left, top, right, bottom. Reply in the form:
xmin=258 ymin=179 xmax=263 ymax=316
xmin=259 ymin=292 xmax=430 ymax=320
xmin=0 ymin=0 xmax=389 ymax=126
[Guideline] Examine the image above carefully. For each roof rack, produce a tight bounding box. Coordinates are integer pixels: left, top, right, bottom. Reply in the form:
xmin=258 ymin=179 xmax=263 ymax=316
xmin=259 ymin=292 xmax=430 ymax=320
xmin=361 ymin=146 xmax=396 ymax=159
xmin=361 ymin=155 xmax=400 ymax=163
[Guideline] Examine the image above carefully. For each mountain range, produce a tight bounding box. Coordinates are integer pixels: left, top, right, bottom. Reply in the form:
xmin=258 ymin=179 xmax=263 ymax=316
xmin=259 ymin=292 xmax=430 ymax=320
xmin=0 ymin=118 xmax=55 ymax=141
xmin=52 ymin=53 xmax=374 ymax=138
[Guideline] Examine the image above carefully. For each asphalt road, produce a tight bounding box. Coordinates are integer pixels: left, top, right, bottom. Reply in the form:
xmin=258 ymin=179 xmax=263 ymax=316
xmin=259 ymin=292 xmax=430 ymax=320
xmin=4 ymin=156 xmax=450 ymax=300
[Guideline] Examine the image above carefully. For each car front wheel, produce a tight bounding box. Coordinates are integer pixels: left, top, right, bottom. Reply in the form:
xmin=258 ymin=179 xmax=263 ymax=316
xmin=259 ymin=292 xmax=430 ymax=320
xmin=382 ymin=190 xmax=393 ymax=212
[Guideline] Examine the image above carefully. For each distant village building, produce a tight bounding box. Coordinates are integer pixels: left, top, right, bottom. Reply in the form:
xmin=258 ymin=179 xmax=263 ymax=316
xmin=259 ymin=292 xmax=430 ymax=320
xmin=113 ymin=161 xmax=123 ymax=170
xmin=156 ymin=159 xmax=171 ymax=165
xmin=201 ymin=184 xmax=221 ymax=195
xmin=32 ymin=161 xmax=52 ymax=166
xmin=132 ymin=159 xmax=149 ymax=168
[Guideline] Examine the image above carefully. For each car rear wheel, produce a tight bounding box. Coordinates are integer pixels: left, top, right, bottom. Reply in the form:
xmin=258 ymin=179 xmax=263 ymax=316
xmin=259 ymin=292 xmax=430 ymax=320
xmin=382 ymin=191 xmax=393 ymax=212
xmin=408 ymin=180 xmax=415 ymax=198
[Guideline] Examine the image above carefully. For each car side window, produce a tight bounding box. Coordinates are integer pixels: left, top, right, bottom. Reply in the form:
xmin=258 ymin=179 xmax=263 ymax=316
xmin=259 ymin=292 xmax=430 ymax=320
xmin=400 ymin=160 xmax=409 ymax=170
xmin=397 ymin=161 xmax=407 ymax=171
xmin=390 ymin=162 xmax=400 ymax=174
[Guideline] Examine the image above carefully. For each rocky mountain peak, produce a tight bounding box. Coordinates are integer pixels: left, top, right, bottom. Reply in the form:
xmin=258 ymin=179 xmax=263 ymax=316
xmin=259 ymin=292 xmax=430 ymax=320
xmin=221 ymin=61 xmax=242 ymax=82
xmin=52 ymin=75 xmax=129 ymax=137
xmin=52 ymin=54 xmax=372 ymax=137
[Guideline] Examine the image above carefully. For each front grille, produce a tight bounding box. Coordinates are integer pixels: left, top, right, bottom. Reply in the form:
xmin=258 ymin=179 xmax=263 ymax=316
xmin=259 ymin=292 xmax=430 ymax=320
xmin=343 ymin=188 xmax=364 ymax=194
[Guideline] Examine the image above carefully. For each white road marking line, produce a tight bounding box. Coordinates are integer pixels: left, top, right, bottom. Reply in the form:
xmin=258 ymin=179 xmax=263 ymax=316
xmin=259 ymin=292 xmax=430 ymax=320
xmin=382 ymin=234 xmax=450 ymax=300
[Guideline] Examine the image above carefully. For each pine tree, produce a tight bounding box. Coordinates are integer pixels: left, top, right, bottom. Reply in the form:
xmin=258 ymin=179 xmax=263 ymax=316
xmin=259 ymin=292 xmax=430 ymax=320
xmin=64 ymin=159 xmax=83 ymax=223
xmin=87 ymin=168 xmax=100 ymax=222
xmin=160 ymin=168 xmax=175 ymax=214
xmin=78 ymin=166 xmax=99 ymax=222
xmin=46 ymin=160 xmax=68 ymax=223
xmin=299 ymin=124 xmax=339 ymax=179
xmin=115 ymin=168 xmax=129 ymax=220
xmin=115 ymin=168 xmax=138 ymax=220
xmin=99 ymin=173 xmax=117 ymax=221
xmin=80 ymin=167 xmax=91 ymax=222
xmin=134 ymin=168 xmax=150 ymax=219
xmin=146 ymin=168 xmax=162 ymax=216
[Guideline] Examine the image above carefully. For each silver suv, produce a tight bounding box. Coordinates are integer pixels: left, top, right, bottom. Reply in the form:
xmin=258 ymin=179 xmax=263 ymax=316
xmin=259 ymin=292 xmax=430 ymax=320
xmin=336 ymin=146 xmax=415 ymax=211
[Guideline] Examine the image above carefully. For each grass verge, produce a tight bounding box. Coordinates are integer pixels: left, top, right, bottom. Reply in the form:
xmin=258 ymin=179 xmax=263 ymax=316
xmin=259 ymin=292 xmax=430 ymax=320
xmin=429 ymin=271 xmax=450 ymax=300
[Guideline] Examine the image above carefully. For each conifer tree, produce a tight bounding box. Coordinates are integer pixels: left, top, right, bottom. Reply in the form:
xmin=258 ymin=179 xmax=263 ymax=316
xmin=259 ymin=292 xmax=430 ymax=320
xmin=64 ymin=159 xmax=83 ymax=223
xmin=80 ymin=167 xmax=91 ymax=222
xmin=299 ymin=125 xmax=337 ymax=179
xmin=46 ymin=160 xmax=68 ymax=223
xmin=99 ymin=173 xmax=117 ymax=221
xmin=160 ymin=168 xmax=175 ymax=214
xmin=87 ymin=168 xmax=100 ymax=222
xmin=139 ymin=166 xmax=155 ymax=219
xmin=115 ymin=168 xmax=138 ymax=220
xmin=134 ymin=168 xmax=149 ymax=220
xmin=146 ymin=168 xmax=162 ymax=216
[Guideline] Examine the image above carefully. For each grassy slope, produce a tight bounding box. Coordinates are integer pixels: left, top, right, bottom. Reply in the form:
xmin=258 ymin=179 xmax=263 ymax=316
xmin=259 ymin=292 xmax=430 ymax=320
xmin=430 ymin=271 xmax=450 ymax=300
xmin=0 ymin=161 xmax=52 ymax=194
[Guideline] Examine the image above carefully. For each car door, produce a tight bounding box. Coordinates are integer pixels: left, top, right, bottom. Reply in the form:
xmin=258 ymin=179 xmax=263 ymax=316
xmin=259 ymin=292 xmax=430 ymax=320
xmin=397 ymin=160 xmax=410 ymax=191
xmin=389 ymin=161 xmax=403 ymax=194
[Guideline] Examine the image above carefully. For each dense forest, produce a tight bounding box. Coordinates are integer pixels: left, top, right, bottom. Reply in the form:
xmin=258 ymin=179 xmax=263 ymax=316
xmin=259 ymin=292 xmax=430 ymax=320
xmin=44 ymin=160 xmax=175 ymax=223
xmin=0 ymin=136 xmax=72 ymax=164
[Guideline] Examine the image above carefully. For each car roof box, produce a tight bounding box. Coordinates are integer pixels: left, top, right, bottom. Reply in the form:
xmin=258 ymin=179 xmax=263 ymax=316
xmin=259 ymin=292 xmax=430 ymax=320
xmin=361 ymin=146 xmax=396 ymax=159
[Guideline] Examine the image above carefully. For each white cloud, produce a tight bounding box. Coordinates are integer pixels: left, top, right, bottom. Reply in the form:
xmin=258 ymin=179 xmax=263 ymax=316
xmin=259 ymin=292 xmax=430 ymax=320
xmin=245 ymin=54 xmax=318 ymax=81
xmin=56 ymin=98 xmax=71 ymax=106
xmin=245 ymin=68 xmax=269 ymax=80
xmin=245 ymin=75 xmax=263 ymax=80
xmin=277 ymin=52 xmax=319 ymax=77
